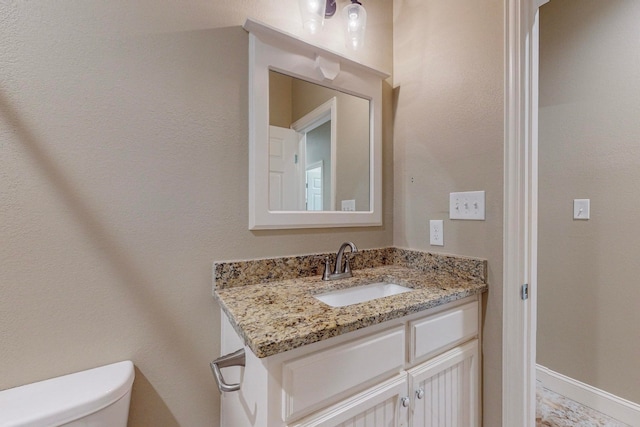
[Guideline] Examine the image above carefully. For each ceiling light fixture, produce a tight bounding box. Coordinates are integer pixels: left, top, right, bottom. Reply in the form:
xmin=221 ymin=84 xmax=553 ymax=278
xmin=299 ymin=0 xmax=367 ymax=50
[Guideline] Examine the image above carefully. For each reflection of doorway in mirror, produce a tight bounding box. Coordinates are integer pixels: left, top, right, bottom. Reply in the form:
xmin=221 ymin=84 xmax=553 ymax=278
xmin=305 ymin=162 xmax=323 ymax=211
xmin=268 ymin=96 xmax=337 ymax=211
xmin=268 ymin=126 xmax=300 ymax=211
xmin=303 ymin=121 xmax=332 ymax=210
xmin=291 ymin=97 xmax=337 ymax=211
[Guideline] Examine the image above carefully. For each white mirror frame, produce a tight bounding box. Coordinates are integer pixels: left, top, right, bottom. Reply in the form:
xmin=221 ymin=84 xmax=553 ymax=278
xmin=244 ymin=18 xmax=389 ymax=230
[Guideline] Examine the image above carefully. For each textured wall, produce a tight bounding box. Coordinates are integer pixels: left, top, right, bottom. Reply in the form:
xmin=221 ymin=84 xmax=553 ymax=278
xmin=538 ymin=0 xmax=640 ymax=404
xmin=0 ymin=1 xmax=392 ymax=425
xmin=392 ymin=0 xmax=504 ymax=425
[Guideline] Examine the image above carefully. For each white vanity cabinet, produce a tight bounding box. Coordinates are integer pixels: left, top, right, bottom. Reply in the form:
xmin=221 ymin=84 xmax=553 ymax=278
xmin=407 ymin=341 xmax=479 ymax=426
xmin=219 ymin=297 xmax=481 ymax=427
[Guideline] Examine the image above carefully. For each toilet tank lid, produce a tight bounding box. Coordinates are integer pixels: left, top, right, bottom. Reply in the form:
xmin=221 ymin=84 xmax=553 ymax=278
xmin=0 ymin=360 xmax=135 ymax=427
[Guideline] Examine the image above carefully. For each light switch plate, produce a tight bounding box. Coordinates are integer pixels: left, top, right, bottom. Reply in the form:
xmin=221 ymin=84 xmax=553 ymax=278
xmin=341 ymin=200 xmax=356 ymax=211
xmin=450 ymin=191 xmax=486 ymax=220
xmin=573 ymin=199 xmax=590 ymax=220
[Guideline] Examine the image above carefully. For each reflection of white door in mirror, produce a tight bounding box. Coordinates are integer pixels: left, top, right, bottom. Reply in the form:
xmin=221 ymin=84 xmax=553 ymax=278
xmin=306 ymin=162 xmax=323 ymax=211
xmin=269 ymin=126 xmax=299 ymax=211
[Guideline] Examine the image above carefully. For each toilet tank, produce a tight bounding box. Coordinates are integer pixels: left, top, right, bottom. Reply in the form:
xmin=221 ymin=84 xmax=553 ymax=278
xmin=0 ymin=360 xmax=135 ymax=427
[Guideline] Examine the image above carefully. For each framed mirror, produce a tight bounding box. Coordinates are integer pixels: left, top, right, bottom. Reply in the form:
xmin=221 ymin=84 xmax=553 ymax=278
xmin=245 ymin=18 xmax=389 ymax=229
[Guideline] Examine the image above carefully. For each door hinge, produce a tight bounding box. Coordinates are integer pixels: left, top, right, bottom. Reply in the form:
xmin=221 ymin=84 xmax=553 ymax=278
xmin=521 ymin=283 xmax=529 ymax=300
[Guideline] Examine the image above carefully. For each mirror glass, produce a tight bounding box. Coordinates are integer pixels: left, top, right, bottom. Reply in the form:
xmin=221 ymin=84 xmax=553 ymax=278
xmin=268 ymin=70 xmax=371 ymax=212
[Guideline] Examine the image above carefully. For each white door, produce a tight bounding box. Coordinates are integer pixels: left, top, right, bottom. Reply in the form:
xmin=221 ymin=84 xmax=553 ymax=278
xmin=305 ymin=162 xmax=323 ymax=211
xmin=407 ymin=340 xmax=479 ymax=427
xmin=269 ymin=126 xmax=300 ymax=210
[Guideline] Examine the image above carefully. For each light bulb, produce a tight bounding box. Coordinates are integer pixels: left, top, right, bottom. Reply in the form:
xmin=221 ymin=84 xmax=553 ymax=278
xmin=299 ymin=0 xmax=326 ymax=34
xmin=342 ymin=2 xmax=367 ymax=50
xmin=307 ymin=0 xmax=321 ymax=13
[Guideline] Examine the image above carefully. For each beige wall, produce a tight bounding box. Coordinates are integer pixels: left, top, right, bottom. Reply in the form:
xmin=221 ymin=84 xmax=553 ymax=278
xmin=0 ymin=1 xmax=392 ymax=425
xmin=393 ymin=1 xmax=505 ymax=425
xmin=269 ymin=71 xmax=293 ymax=128
xmin=538 ymin=0 xmax=640 ymax=404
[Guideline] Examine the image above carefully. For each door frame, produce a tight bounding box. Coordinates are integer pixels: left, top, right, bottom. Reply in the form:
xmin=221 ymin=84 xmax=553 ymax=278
xmin=291 ymin=97 xmax=337 ymax=211
xmin=503 ymin=0 xmax=548 ymax=425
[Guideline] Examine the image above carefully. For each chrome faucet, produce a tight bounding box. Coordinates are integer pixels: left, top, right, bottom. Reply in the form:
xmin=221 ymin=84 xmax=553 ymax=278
xmin=322 ymin=242 xmax=358 ymax=281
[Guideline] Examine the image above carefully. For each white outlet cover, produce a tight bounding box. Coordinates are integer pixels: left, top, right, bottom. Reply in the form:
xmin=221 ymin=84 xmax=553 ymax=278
xmin=449 ymin=191 xmax=486 ymax=220
xmin=430 ymin=219 xmax=444 ymax=246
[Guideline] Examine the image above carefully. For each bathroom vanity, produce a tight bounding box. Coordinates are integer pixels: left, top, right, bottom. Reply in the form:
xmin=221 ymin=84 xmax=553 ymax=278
xmin=228 ymin=16 xmax=488 ymax=426
xmin=213 ymin=248 xmax=487 ymax=427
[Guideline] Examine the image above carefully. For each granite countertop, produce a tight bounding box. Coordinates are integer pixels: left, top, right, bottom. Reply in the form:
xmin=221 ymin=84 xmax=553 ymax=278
xmin=214 ymin=259 xmax=488 ymax=358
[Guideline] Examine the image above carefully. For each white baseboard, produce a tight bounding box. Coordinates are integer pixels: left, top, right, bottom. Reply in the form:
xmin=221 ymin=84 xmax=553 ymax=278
xmin=537 ymin=364 xmax=640 ymax=427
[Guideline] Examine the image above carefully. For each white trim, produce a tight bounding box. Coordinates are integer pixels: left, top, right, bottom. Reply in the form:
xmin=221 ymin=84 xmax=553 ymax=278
xmin=243 ymin=18 xmax=390 ymax=80
xmin=534 ymin=0 xmax=550 ymax=9
xmin=504 ymin=0 xmax=551 ymax=424
xmin=503 ymin=0 xmax=541 ymax=425
xmin=537 ymin=365 xmax=640 ymax=426
xmin=290 ymin=97 xmax=335 ymax=132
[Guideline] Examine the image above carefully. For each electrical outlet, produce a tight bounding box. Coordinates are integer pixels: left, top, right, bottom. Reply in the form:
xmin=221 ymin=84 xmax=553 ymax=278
xmin=430 ymin=220 xmax=444 ymax=246
xmin=449 ymin=191 xmax=486 ymax=220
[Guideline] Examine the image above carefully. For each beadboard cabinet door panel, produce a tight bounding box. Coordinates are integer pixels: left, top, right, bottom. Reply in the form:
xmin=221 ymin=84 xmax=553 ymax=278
xmin=408 ymin=340 xmax=479 ymax=427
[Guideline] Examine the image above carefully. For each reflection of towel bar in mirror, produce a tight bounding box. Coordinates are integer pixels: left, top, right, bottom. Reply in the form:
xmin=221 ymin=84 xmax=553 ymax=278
xmin=244 ymin=18 xmax=389 ymax=230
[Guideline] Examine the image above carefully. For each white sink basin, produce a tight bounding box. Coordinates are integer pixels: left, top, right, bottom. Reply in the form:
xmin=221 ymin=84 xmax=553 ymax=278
xmin=314 ymin=282 xmax=413 ymax=308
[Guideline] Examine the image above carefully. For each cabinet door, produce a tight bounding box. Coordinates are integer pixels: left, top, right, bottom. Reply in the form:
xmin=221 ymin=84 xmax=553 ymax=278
xmin=407 ymin=340 xmax=479 ymax=427
xmin=290 ymin=373 xmax=409 ymax=427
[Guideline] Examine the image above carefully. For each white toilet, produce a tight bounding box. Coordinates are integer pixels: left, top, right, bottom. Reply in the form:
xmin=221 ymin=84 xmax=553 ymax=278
xmin=0 ymin=360 xmax=135 ymax=427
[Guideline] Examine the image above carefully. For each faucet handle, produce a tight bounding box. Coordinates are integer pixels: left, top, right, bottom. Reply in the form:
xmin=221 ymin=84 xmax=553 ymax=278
xmin=343 ymin=257 xmax=352 ymax=274
xmin=322 ymin=257 xmax=332 ymax=281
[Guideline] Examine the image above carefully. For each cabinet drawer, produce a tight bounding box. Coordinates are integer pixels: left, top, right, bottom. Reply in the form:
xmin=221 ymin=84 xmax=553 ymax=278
xmin=289 ymin=373 xmax=408 ymax=427
xmin=282 ymin=325 xmax=405 ymax=421
xmin=410 ymin=301 xmax=478 ymax=362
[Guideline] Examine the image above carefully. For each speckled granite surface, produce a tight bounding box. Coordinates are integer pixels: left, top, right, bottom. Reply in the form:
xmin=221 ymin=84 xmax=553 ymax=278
xmin=536 ymin=382 xmax=630 ymax=427
xmin=214 ymin=247 xmax=486 ymax=289
xmin=213 ymin=248 xmax=487 ymax=358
